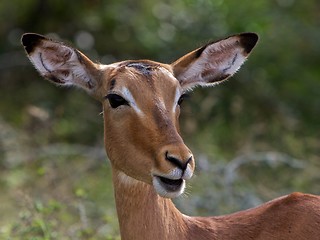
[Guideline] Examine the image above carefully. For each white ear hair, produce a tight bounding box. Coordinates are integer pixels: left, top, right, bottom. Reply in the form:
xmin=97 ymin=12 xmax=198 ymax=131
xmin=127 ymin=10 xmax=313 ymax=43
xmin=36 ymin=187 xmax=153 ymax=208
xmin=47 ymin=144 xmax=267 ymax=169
xmin=21 ymin=33 xmax=100 ymax=92
xmin=172 ymin=33 xmax=258 ymax=90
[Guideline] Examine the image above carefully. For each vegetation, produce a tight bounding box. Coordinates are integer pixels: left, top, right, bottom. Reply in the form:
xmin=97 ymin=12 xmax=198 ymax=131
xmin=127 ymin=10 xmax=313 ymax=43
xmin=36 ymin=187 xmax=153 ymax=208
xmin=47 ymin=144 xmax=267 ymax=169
xmin=0 ymin=0 xmax=319 ymax=239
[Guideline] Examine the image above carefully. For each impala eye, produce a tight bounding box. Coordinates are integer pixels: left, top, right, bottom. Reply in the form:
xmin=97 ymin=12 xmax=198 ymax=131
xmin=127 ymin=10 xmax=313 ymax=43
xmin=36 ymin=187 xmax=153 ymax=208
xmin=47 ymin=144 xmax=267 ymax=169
xmin=177 ymin=94 xmax=189 ymax=106
xmin=106 ymin=94 xmax=129 ymax=108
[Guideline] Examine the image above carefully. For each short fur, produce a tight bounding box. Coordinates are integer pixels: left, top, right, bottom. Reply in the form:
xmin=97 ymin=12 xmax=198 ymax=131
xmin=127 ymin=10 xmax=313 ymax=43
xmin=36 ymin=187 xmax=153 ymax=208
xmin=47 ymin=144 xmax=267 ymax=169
xmin=22 ymin=33 xmax=320 ymax=240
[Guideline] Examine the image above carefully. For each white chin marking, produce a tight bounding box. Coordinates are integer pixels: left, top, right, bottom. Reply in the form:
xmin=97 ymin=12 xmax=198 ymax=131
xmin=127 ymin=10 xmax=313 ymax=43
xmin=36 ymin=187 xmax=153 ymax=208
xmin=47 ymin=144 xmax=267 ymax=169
xmin=152 ymin=176 xmax=185 ymax=198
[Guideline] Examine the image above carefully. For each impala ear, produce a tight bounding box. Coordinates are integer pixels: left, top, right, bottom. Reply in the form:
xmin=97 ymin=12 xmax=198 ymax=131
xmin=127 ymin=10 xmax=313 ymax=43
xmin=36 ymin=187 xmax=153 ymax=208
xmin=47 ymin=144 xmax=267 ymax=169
xmin=21 ymin=33 xmax=102 ymax=94
xmin=171 ymin=33 xmax=258 ymax=90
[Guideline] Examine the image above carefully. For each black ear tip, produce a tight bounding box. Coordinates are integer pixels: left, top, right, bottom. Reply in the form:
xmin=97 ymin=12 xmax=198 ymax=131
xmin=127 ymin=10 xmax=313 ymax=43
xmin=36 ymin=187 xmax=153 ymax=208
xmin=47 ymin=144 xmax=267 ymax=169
xmin=239 ymin=32 xmax=259 ymax=54
xmin=21 ymin=33 xmax=46 ymax=54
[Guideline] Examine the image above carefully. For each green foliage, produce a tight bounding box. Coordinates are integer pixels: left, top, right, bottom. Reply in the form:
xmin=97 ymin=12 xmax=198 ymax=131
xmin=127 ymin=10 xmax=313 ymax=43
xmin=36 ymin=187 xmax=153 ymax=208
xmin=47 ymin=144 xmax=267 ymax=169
xmin=0 ymin=0 xmax=319 ymax=238
xmin=0 ymin=151 xmax=120 ymax=239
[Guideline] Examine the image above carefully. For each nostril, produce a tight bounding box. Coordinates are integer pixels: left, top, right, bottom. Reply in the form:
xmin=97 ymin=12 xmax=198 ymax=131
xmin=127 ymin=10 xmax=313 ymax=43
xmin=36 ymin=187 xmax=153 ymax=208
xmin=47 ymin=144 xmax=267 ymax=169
xmin=165 ymin=151 xmax=181 ymax=169
xmin=186 ymin=156 xmax=192 ymax=167
xmin=165 ymin=151 xmax=192 ymax=171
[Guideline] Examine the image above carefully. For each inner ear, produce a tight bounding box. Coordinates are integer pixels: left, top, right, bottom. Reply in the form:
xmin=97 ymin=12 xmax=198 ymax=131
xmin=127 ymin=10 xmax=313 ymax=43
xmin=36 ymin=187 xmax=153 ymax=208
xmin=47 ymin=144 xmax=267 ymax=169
xmin=21 ymin=33 xmax=101 ymax=92
xmin=171 ymin=33 xmax=258 ymax=90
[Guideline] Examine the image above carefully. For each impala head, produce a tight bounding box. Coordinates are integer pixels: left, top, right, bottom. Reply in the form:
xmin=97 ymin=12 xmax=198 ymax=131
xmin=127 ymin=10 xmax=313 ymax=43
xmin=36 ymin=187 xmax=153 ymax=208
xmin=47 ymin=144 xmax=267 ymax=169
xmin=22 ymin=32 xmax=258 ymax=198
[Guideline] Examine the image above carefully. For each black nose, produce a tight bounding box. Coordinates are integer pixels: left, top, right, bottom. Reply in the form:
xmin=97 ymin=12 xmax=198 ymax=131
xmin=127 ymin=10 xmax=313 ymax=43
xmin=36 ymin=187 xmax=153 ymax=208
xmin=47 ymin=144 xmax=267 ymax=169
xmin=165 ymin=151 xmax=192 ymax=171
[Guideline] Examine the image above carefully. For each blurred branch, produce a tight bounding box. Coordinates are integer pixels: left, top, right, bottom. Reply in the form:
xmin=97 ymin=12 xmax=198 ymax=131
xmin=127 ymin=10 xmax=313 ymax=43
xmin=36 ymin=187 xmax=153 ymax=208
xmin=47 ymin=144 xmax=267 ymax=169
xmin=224 ymin=152 xmax=305 ymax=187
xmin=222 ymin=152 xmax=306 ymax=207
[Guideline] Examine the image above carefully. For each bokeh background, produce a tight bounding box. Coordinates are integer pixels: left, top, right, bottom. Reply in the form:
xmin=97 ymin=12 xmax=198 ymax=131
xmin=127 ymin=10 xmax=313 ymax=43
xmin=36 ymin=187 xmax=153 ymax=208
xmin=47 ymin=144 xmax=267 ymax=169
xmin=1 ymin=0 xmax=319 ymax=239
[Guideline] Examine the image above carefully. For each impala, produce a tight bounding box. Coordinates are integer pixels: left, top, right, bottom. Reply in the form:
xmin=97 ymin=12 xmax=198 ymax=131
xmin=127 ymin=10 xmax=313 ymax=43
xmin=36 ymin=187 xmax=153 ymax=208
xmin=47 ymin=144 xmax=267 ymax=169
xmin=22 ymin=32 xmax=320 ymax=240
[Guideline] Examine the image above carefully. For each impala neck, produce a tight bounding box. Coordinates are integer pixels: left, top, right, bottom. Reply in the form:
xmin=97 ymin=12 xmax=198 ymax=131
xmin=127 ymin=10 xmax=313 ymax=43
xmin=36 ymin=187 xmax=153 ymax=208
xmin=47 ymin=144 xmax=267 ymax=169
xmin=112 ymin=168 xmax=189 ymax=240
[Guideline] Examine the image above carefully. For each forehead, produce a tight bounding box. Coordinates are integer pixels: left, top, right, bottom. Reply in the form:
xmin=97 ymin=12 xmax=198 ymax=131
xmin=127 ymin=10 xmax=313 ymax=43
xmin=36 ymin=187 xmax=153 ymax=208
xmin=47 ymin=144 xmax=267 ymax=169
xmin=108 ymin=60 xmax=180 ymax=93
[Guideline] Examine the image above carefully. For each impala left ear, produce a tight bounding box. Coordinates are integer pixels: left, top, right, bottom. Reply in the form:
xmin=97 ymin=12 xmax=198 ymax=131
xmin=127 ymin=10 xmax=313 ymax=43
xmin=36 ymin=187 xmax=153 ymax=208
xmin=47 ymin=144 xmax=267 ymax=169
xmin=171 ymin=33 xmax=258 ymax=90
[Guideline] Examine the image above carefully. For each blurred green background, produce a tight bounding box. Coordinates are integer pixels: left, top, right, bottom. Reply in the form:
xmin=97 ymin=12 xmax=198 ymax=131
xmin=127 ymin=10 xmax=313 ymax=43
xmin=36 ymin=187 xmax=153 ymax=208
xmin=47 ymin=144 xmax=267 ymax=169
xmin=0 ymin=0 xmax=319 ymax=239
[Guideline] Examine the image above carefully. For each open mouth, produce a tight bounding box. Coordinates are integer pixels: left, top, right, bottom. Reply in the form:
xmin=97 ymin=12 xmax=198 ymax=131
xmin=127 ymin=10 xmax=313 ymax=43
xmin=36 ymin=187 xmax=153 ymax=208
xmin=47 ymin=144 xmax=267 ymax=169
xmin=152 ymin=175 xmax=186 ymax=198
xmin=157 ymin=176 xmax=184 ymax=192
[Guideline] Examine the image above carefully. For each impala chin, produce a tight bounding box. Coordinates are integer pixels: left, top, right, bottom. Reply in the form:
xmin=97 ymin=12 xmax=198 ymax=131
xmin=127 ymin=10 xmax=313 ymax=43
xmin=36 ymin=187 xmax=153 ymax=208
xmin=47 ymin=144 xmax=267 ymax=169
xmin=152 ymin=175 xmax=186 ymax=198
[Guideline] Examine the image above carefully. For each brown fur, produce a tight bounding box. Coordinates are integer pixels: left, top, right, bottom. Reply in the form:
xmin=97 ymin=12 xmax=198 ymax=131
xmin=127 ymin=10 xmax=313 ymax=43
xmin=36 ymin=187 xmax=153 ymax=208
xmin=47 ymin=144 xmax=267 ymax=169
xmin=21 ymin=33 xmax=320 ymax=240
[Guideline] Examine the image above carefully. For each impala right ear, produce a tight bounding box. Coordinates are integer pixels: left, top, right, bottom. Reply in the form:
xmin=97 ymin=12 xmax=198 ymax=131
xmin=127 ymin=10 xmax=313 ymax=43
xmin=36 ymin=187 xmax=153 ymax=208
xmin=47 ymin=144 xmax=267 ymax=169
xmin=171 ymin=33 xmax=258 ymax=90
xmin=21 ymin=33 xmax=103 ymax=95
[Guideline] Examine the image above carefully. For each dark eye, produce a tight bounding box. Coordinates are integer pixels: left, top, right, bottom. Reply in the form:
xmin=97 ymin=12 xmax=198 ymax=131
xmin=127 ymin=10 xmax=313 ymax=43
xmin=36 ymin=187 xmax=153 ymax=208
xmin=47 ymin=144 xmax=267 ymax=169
xmin=106 ymin=94 xmax=129 ymax=108
xmin=177 ymin=93 xmax=189 ymax=106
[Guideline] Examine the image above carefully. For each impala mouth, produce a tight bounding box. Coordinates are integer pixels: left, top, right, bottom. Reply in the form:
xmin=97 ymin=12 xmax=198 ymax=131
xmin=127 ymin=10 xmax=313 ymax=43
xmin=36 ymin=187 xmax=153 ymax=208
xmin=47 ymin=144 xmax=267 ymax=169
xmin=152 ymin=175 xmax=185 ymax=198
xmin=158 ymin=176 xmax=183 ymax=191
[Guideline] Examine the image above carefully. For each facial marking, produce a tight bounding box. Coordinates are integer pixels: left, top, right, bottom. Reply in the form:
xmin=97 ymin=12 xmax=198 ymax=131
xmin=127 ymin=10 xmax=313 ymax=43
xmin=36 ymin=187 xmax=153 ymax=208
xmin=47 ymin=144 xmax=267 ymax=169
xmin=156 ymin=99 xmax=167 ymax=112
xmin=121 ymin=87 xmax=143 ymax=115
xmin=153 ymin=101 xmax=172 ymax=132
xmin=173 ymin=88 xmax=182 ymax=113
xmin=126 ymin=62 xmax=158 ymax=76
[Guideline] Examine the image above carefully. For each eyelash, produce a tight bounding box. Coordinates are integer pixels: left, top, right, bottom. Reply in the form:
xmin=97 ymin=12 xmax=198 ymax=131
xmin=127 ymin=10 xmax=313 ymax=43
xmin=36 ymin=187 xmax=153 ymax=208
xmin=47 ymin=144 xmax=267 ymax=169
xmin=177 ymin=94 xmax=189 ymax=106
